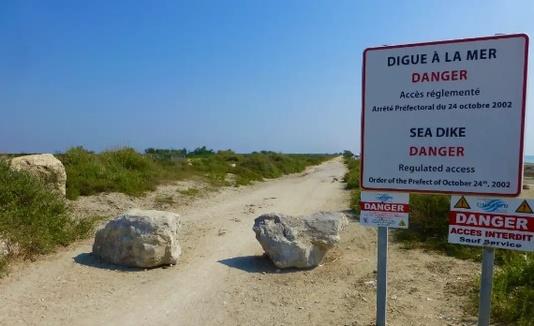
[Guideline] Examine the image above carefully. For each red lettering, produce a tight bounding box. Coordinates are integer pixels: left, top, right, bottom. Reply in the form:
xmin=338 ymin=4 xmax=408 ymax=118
xmin=409 ymin=146 xmax=464 ymax=157
xmin=412 ymin=70 xmax=468 ymax=83
xmin=360 ymin=202 xmax=410 ymax=213
xmin=450 ymin=212 xmax=534 ymax=231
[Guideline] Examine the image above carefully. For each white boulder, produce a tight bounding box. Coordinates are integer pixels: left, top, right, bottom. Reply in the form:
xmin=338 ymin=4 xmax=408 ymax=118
xmin=10 ymin=154 xmax=67 ymax=196
xmin=252 ymin=211 xmax=348 ymax=269
xmin=93 ymin=209 xmax=181 ymax=268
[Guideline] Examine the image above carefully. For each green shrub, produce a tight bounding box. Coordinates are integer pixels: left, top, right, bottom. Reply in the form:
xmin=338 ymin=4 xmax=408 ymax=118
xmin=61 ymin=147 xmax=159 ymax=199
xmin=60 ymin=147 xmax=332 ymax=199
xmin=396 ymin=194 xmax=449 ymax=242
xmin=343 ymin=156 xmax=360 ymax=190
xmin=490 ymin=253 xmax=534 ymax=325
xmin=0 ymin=160 xmax=99 ymax=269
xmin=393 ymin=194 xmax=480 ymax=259
xmin=343 ymin=155 xmax=361 ymax=213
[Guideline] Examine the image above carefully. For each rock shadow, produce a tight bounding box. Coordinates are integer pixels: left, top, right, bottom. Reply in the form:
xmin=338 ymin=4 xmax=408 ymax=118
xmin=73 ymin=252 xmax=144 ymax=272
xmin=218 ymin=255 xmax=306 ymax=274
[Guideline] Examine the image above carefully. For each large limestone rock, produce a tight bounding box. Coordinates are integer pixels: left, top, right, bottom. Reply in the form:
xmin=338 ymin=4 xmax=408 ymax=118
xmin=93 ymin=209 xmax=181 ymax=268
xmin=253 ymin=211 xmax=348 ymax=269
xmin=10 ymin=154 xmax=67 ymax=196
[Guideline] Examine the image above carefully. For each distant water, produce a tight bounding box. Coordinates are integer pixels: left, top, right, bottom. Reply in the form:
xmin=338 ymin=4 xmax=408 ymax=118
xmin=525 ymin=155 xmax=534 ymax=164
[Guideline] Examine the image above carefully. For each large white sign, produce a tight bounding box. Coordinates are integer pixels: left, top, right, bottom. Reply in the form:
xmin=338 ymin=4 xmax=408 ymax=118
xmin=361 ymin=34 xmax=528 ymax=196
xmin=448 ymin=196 xmax=534 ymax=252
xmin=360 ymin=191 xmax=409 ymax=228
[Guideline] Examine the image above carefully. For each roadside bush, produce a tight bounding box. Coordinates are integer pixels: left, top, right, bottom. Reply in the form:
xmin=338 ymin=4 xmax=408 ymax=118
xmin=490 ymin=253 xmax=534 ymax=325
xmin=395 ymin=194 xmax=449 ymax=242
xmin=0 ymin=160 xmax=98 ymax=273
xmin=60 ymin=147 xmax=332 ymax=198
xmin=343 ymin=155 xmax=361 ymax=213
xmin=394 ymin=194 xmax=480 ymax=259
xmin=343 ymin=156 xmax=360 ymax=190
xmin=61 ymin=147 xmax=160 ymax=199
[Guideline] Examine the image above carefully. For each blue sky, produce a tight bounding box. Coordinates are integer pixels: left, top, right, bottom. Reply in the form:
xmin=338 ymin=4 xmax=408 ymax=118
xmin=1 ymin=1 xmax=533 ymax=154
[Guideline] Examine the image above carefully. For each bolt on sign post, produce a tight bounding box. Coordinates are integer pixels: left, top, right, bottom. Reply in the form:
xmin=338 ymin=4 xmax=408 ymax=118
xmin=361 ymin=34 xmax=529 ymax=326
xmin=448 ymin=196 xmax=534 ymax=325
xmin=360 ymin=191 xmax=409 ymax=326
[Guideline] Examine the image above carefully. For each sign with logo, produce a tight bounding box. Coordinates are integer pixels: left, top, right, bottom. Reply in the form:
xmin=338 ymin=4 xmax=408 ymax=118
xmin=448 ymin=196 xmax=534 ymax=252
xmin=360 ymin=191 xmax=409 ymax=228
xmin=361 ymin=34 xmax=529 ymax=196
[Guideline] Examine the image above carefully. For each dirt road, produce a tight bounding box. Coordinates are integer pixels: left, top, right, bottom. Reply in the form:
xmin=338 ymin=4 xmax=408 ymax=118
xmin=0 ymin=158 xmax=479 ymax=325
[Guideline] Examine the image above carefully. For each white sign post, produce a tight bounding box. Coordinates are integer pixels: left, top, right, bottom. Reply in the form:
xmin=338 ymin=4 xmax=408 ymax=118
xmin=359 ymin=191 xmax=410 ymax=326
xmin=361 ymin=34 xmax=528 ymax=196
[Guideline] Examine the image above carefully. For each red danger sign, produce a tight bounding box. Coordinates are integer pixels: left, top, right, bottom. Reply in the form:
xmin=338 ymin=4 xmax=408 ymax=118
xmin=359 ymin=191 xmax=409 ymax=229
xmin=360 ymin=202 xmax=410 ymax=213
xmin=449 ymin=212 xmax=534 ymax=232
xmin=448 ymin=196 xmax=534 ymax=252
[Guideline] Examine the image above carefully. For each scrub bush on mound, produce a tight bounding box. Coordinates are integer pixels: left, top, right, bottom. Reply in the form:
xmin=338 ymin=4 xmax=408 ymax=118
xmin=0 ymin=161 xmax=98 ymax=273
xmin=60 ymin=147 xmax=160 ymax=199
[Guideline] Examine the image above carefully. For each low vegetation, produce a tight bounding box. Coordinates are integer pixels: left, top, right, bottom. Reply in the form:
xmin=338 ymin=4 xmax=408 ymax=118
xmin=0 ymin=161 xmax=100 ymax=275
xmin=0 ymin=147 xmax=330 ymax=276
xmin=491 ymin=253 xmax=534 ymax=325
xmin=342 ymin=151 xmax=361 ymax=213
xmin=59 ymin=147 xmax=332 ymax=200
xmin=342 ymin=154 xmax=534 ymax=325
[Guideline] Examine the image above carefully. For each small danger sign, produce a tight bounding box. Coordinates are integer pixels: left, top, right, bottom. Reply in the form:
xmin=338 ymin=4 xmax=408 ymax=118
xmin=448 ymin=196 xmax=534 ymax=252
xmin=360 ymin=191 xmax=409 ymax=228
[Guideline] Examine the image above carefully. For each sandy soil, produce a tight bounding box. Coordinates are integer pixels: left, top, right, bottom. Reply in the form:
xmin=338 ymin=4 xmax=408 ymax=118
xmin=0 ymin=158 xmax=480 ymax=326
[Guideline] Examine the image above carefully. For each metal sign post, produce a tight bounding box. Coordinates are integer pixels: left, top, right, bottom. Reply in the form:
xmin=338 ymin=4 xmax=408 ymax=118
xmin=376 ymin=226 xmax=388 ymax=326
xmin=360 ymin=191 xmax=408 ymax=325
xmin=478 ymin=247 xmax=495 ymax=326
